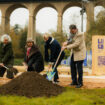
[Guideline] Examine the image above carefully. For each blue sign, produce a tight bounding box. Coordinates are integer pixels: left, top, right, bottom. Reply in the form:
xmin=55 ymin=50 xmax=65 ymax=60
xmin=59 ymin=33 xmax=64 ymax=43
xmin=83 ymin=52 xmax=87 ymax=66
xmin=98 ymin=39 xmax=104 ymax=49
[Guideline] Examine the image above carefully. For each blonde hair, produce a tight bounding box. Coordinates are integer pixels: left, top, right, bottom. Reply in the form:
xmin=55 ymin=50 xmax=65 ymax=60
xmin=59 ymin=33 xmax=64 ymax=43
xmin=0 ymin=34 xmax=11 ymax=42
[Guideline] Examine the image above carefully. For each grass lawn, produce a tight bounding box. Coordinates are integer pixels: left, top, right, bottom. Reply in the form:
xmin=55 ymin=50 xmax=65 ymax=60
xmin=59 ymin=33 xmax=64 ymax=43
xmin=0 ymin=87 xmax=105 ymax=105
xmin=14 ymin=58 xmax=23 ymax=65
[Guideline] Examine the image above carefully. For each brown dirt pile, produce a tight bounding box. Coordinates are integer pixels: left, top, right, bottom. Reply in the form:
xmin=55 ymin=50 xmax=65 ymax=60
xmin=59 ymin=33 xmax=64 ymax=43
xmin=0 ymin=72 xmax=64 ymax=97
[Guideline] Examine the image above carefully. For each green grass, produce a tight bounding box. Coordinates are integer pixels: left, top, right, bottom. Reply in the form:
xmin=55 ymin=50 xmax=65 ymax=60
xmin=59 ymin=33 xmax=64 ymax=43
xmin=14 ymin=58 xmax=23 ymax=65
xmin=0 ymin=87 xmax=105 ymax=105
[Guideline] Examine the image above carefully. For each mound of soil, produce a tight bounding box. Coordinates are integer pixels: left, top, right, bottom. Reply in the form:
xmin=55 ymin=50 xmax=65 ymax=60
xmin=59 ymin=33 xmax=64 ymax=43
xmin=0 ymin=72 xmax=64 ymax=98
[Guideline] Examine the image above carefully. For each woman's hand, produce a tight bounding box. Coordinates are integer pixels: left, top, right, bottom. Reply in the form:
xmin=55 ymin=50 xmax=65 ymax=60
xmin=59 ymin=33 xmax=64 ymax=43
xmin=22 ymin=62 xmax=28 ymax=71
xmin=0 ymin=63 xmax=4 ymax=67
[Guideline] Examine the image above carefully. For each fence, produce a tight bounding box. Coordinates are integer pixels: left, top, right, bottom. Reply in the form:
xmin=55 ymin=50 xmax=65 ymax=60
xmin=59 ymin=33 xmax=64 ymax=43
xmin=61 ymin=50 xmax=92 ymax=67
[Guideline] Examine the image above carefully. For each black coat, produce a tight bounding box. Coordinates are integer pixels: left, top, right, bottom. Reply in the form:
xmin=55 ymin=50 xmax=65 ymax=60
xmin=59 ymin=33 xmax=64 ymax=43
xmin=0 ymin=42 xmax=14 ymax=66
xmin=24 ymin=45 xmax=44 ymax=73
xmin=44 ymin=37 xmax=65 ymax=63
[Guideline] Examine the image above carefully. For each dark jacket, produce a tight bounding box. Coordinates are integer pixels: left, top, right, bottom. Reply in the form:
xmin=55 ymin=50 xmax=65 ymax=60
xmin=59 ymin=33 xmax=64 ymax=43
xmin=0 ymin=42 xmax=14 ymax=66
xmin=44 ymin=37 xmax=65 ymax=63
xmin=24 ymin=44 xmax=44 ymax=73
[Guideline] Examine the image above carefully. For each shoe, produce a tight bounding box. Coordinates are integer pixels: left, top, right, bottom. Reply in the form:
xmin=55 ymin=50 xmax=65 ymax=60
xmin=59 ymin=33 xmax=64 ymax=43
xmin=53 ymin=80 xmax=59 ymax=84
xmin=76 ymin=84 xmax=83 ymax=88
xmin=54 ymin=80 xmax=59 ymax=82
xmin=70 ymin=82 xmax=78 ymax=86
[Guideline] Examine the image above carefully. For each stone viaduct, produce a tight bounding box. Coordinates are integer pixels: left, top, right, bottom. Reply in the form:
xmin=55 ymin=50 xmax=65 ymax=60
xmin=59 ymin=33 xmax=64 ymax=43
xmin=0 ymin=0 xmax=105 ymax=40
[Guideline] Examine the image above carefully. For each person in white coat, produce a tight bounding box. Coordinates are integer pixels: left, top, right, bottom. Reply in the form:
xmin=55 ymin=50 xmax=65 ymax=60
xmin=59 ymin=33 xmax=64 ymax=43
xmin=62 ymin=24 xmax=86 ymax=88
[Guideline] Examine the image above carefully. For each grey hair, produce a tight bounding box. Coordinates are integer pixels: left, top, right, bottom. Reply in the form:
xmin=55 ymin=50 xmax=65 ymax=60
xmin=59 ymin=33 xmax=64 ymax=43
xmin=43 ymin=33 xmax=52 ymax=38
xmin=0 ymin=34 xmax=12 ymax=42
xmin=26 ymin=38 xmax=34 ymax=43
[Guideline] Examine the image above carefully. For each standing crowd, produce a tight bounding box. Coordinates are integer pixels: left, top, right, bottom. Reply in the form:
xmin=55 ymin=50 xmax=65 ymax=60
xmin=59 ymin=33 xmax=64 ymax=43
xmin=0 ymin=24 xmax=86 ymax=88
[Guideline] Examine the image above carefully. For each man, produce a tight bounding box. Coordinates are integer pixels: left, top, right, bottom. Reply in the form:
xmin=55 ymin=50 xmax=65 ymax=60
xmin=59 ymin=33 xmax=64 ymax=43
xmin=43 ymin=33 xmax=65 ymax=83
xmin=62 ymin=24 xmax=86 ymax=88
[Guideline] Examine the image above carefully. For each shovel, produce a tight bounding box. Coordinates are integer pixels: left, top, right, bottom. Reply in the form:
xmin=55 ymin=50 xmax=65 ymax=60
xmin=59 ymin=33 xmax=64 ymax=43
xmin=46 ymin=49 xmax=63 ymax=81
xmin=0 ymin=65 xmax=9 ymax=70
xmin=0 ymin=65 xmax=18 ymax=75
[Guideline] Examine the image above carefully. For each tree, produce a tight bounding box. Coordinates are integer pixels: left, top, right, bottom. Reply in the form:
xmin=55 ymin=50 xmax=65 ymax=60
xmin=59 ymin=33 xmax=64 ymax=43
xmin=19 ymin=27 xmax=27 ymax=54
xmin=36 ymin=33 xmax=45 ymax=57
xmin=13 ymin=24 xmax=21 ymax=35
xmin=9 ymin=28 xmax=23 ymax=58
xmin=51 ymin=31 xmax=67 ymax=45
xmin=86 ymin=10 xmax=105 ymax=50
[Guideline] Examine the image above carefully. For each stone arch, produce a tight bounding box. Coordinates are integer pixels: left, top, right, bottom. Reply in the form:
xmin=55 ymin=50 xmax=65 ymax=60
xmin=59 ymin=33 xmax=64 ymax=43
xmin=94 ymin=1 xmax=105 ymax=11
xmin=94 ymin=5 xmax=105 ymax=20
xmin=94 ymin=1 xmax=105 ymax=8
xmin=2 ymin=3 xmax=29 ymax=34
xmin=5 ymin=3 xmax=28 ymax=18
xmin=34 ymin=3 xmax=58 ymax=35
xmin=94 ymin=0 xmax=105 ymax=20
xmin=62 ymin=2 xmax=82 ymax=15
xmin=34 ymin=3 xmax=57 ymax=17
xmin=36 ymin=7 xmax=58 ymax=33
xmin=63 ymin=7 xmax=87 ymax=33
xmin=27 ymin=3 xmax=58 ymax=40
xmin=62 ymin=2 xmax=87 ymax=32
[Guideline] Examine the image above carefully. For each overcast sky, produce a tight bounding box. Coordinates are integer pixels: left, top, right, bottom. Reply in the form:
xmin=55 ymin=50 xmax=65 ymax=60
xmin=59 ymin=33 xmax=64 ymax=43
xmin=0 ymin=6 xmax=105 ymax=34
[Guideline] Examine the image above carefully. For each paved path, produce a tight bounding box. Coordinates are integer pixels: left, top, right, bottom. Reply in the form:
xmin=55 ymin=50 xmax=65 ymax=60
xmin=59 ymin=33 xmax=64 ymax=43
xmin=59 ymin=74 xmax=105 ymax=79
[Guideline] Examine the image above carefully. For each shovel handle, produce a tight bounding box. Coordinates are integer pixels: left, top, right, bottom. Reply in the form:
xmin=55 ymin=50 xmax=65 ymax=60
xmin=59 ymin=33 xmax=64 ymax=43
xmin=53 ymin=49 xmax=63 ymax=70
xmin=1 ymin=65 xmax=9 ymax=69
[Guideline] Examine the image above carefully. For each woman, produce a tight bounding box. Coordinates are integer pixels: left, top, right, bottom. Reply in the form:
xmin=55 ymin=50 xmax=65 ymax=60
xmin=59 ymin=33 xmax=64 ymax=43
xmin=43 ymin=33 xmax=65 ymax=83
xmin=23 ymin=38 xmax=44 ymax=73
xmin=0 ymin=34 xmax=17 ymax=79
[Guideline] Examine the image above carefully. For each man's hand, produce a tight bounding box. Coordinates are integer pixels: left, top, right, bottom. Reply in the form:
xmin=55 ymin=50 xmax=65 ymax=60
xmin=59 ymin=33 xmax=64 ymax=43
xmin=48 ymin=62 xmax=53 ymax=70
xmin=62 ymin=41 xmax=68 ymax=46
xmin=0 ymin=63 xmax=4 ymax=67
xmin=61 ymin=46 xmax=67 ymax=51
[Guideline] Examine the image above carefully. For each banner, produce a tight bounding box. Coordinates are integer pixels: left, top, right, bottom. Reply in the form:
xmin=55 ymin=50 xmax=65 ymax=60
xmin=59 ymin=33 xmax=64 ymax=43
xmin=92 ymin=35 xmax=105 ymax=75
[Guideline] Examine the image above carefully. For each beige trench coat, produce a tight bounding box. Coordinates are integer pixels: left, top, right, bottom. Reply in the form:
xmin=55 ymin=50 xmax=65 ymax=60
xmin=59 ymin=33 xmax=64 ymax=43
xmin=67 ymin=32 xmax=86 ymax=61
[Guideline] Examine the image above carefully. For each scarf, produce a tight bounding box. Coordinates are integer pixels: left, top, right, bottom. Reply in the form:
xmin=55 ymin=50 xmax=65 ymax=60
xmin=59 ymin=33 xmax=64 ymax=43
xmin=67 ymin=33 xmax=76 ymax=44
xmin=26 ymin=47 xmax=31 ymax=57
